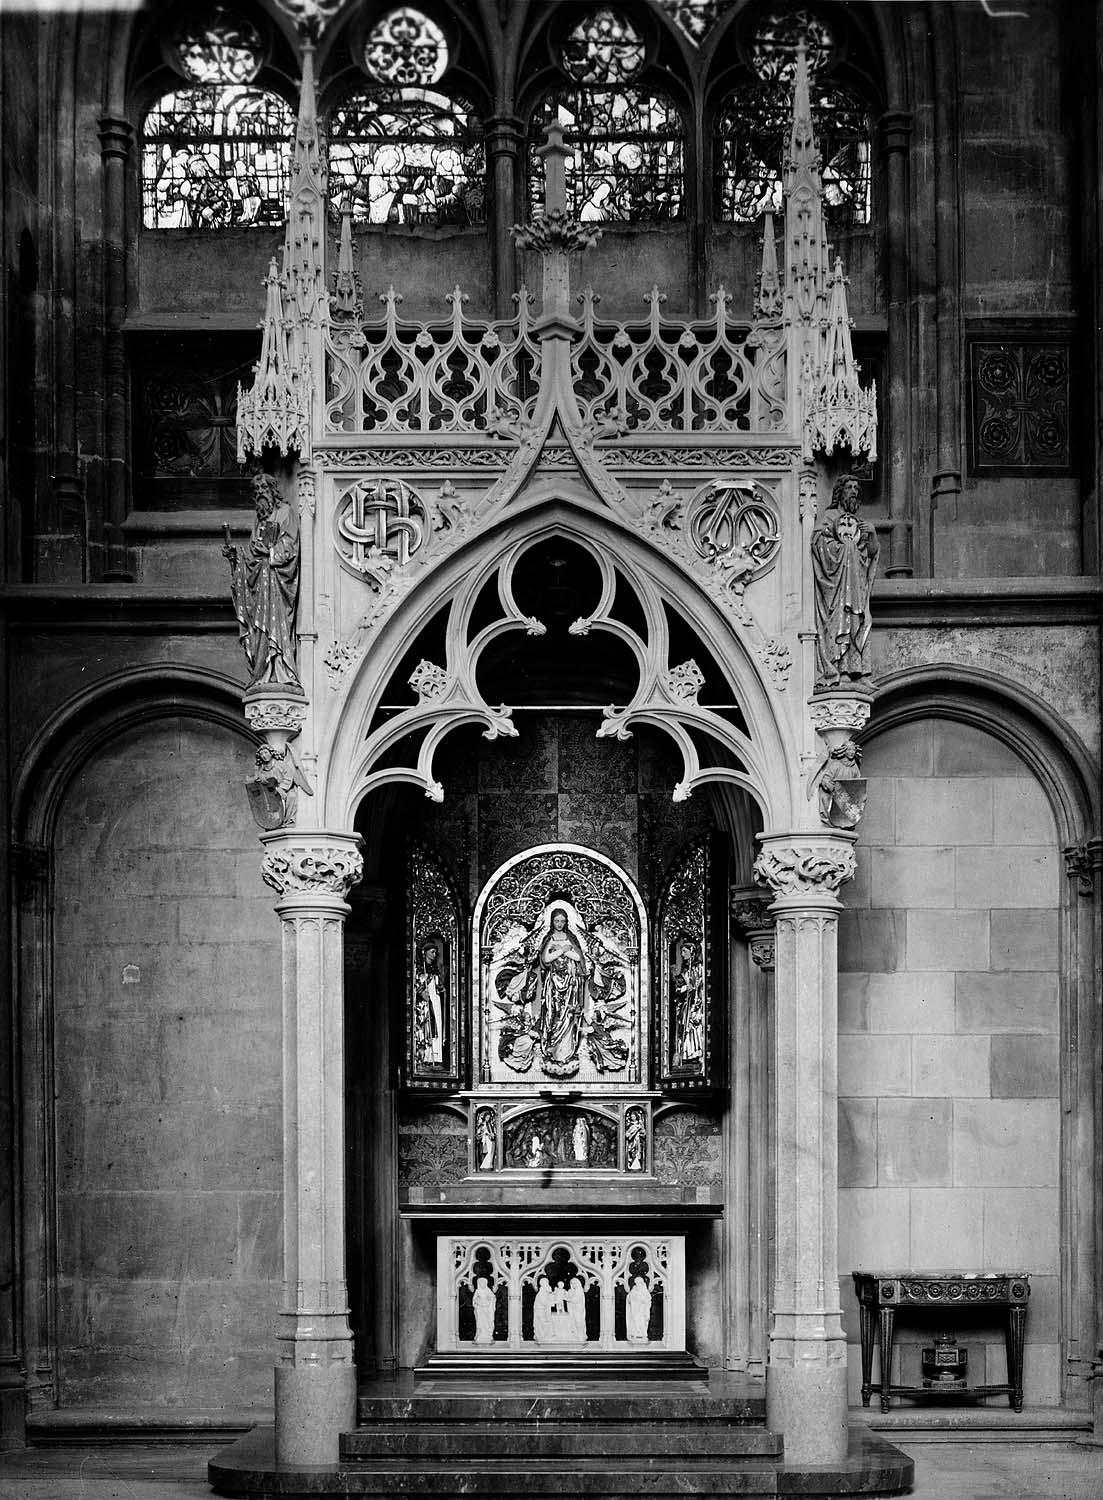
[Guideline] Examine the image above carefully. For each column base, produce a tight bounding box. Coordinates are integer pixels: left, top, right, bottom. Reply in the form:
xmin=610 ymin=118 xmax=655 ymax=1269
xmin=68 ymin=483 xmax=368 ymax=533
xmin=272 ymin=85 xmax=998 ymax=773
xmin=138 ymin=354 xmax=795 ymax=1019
xmin=766 ymin=1345 xmax=848 ymax=1464
xmin=274 ymin=1362 xmax=356 ymax=1466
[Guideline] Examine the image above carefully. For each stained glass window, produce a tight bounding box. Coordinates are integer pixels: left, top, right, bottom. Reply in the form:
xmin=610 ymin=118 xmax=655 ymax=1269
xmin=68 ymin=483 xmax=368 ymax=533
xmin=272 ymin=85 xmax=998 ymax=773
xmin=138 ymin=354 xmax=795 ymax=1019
xmin=530 ymin=90 xmax=683 ymax=221
xmin=329 ymin=89 xmax=484 ymax=226
xmin=561 ymin=9 xmax=645 ymax=83
xmin=171 ymin=6 xmax=263 ymax=83
xmin=657 ymin=1 xmax=729 ymax=47
xmin=714 ymin=10 xmax=871 ymax=226
xmin=142 ymin=86 xmax=294 ymax=229
xmin=364 ymin=7 xmax=449 ymax=86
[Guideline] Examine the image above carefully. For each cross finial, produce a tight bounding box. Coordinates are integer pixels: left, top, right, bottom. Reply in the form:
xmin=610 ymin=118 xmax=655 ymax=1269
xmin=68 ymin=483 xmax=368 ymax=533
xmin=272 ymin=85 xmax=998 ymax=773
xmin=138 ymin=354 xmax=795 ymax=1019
xmin=538 ymin=123 xmax=570 ymax=218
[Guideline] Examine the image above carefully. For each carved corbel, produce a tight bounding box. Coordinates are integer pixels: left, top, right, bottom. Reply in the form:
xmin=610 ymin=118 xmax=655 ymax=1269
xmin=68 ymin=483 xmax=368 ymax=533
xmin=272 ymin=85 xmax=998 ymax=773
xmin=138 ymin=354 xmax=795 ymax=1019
xmin=807 ymin=691 xmax=872 ymax=831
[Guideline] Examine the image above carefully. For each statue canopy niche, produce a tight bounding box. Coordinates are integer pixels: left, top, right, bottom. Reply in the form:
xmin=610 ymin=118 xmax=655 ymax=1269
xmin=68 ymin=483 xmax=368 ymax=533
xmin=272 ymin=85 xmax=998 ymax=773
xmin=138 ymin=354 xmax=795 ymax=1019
xmin=475 ymin=846 xmax=647 ymax=1092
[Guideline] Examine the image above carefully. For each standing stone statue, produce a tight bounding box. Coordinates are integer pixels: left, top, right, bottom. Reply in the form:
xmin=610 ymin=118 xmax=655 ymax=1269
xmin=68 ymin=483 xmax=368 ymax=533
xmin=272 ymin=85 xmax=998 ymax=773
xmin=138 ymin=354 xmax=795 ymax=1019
xmin=224 ymin=473 xmax=301 ymax=689
xmin=473 ymin=1278 xmax=495 ymax=1344
xmin=810 ymin=474 xmax=879 ymax=690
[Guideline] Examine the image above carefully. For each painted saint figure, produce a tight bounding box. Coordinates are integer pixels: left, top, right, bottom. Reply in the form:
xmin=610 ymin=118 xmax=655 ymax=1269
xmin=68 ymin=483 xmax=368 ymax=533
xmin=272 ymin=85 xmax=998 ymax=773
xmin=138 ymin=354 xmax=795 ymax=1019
xmin=414 ymin=940 xmax=446 ymax=1067
xmin=475 ymin=1108 xmax=496 ymax=1171
xmin=223 ymin=473 xmax=301 ymax=689
xmin=672 ymin=938 xmax=704 ymax=1067
xmin=810 ymin=474 xmax=879 ymax=690
xmin=473 ymin=1277 xmax=495 ymax=1344
xmin=625 ymin=1107 xmax=646 ymax=1172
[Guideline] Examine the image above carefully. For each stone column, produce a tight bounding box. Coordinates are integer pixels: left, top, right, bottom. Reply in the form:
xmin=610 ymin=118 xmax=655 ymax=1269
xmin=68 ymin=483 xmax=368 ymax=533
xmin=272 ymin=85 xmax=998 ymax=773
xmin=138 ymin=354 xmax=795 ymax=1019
xmin=260 ymin=830 xmax=364 ymax=1466
xmin=97 ymin=117 xmax=134 ymax=581
xmin=753 ymin=832 xmax=856 ymax=1465
xmin=485 ymin=114 xmax=523 ymax=319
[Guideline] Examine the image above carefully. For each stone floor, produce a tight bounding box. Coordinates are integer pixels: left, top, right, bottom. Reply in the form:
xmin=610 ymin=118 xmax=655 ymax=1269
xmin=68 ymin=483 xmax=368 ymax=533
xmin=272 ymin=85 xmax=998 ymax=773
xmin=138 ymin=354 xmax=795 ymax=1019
xmin=0 ymin=1438 xmax=1101 ymax=1500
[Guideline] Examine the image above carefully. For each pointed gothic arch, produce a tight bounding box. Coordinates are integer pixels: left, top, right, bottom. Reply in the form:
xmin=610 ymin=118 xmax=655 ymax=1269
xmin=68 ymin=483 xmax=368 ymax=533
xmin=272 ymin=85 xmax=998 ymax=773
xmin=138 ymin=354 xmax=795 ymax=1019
xmin=321 ymin=495 xmax=798 ymax=832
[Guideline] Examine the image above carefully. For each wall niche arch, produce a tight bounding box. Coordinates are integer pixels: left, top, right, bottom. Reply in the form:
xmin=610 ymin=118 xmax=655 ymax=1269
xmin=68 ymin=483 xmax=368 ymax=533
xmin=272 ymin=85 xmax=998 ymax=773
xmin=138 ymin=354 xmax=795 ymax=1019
xmin=337 ymin=520 xmax=774 ymax=1375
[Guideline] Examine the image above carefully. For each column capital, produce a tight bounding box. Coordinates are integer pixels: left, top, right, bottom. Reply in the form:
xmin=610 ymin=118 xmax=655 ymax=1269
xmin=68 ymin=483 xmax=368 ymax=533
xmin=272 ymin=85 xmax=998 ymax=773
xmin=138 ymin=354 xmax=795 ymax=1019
xmin=260 ymin=829 xmax=363 ymax=903
xmin=484 ymin=113 xmax=524 ymax=155
xmin=97 ymin=117 xmax=134 ymax=161
xmin=878 ymin=110 xmax=912 ymax=155
xmin=748 ymin=934 xmax=776 ymax=970
xmin=1064 ymin=837 xmax=1102 ymax=896
xmin=754 ymin=831 xmax=856 ymax=908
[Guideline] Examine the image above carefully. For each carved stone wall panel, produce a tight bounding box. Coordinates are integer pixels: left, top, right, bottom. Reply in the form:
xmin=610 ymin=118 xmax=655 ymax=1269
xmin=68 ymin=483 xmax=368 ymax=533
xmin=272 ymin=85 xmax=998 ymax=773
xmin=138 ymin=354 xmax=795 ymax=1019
xmin=436 ymin=1234 xmax=686 ymax=1354
xmin=967 ymin=335 xmax=1072 ymax=473
xmin=653 ymin=1109 xmax=723 ymax=1187
xmin=397 ymin=1108 xmax=468 ymax=1191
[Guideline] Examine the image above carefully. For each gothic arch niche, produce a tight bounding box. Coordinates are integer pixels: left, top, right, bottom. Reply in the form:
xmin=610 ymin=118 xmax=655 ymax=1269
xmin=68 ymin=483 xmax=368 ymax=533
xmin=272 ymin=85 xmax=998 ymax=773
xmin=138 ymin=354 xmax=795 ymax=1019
xmin=336 ymin=517 xmax=778 ymax=1374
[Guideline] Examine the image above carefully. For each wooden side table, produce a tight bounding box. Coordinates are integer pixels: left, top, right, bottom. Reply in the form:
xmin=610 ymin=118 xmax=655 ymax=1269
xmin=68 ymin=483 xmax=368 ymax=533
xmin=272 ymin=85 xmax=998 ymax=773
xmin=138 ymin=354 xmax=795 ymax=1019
xmin=852 ymin=1271 xmax=1030 ymax=1412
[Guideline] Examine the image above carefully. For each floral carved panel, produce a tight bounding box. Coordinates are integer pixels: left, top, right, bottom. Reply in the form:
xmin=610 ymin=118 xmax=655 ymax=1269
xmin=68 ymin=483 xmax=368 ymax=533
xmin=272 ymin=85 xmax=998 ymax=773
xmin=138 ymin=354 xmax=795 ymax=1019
xmin=967 ymin=336 xmax=1072 ymax=473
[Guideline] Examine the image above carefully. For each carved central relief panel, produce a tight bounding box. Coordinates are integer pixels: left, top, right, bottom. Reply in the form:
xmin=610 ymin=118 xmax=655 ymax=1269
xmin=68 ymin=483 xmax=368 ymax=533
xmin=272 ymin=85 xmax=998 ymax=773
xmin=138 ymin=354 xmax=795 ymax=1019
xmin=475 ymin=845 xmax=646 ymax=1092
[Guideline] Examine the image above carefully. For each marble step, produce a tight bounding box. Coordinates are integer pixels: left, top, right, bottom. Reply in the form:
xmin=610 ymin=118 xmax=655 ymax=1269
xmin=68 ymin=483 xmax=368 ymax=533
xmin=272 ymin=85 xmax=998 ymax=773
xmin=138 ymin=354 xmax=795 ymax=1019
xmin=357 ymin=1381 xmax=765 ymax=1425
xmin=341 ymin=1420 xmax=784 ymax=1459
xmin=209 ymin=1426 xmax=915 ymax=1499
xmin=414 ymin=1350 xmax=706 ymax=1382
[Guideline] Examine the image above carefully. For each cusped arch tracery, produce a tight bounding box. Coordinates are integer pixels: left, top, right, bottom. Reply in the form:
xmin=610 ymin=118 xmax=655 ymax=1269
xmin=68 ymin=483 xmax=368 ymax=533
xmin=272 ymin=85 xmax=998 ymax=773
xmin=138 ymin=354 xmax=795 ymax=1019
xmin=329 ymin=508 xmax=792 ymax=830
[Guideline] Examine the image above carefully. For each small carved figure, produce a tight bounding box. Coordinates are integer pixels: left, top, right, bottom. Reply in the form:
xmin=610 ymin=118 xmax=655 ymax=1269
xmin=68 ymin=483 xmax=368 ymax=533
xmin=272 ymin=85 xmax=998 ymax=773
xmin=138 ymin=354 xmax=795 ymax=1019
xmin=626 ymin=1276 xmax=652 ymax=1343
xmin=625 ymin=1107 xmax=646 ymax=1172
xmin=473 ymin=1277 xmax=495 ymax=1344
xmin=566 ymin=1277 xmax=587 ymax=1342
xmin=672 ymin=938 xmax=704 ymax=1067
xmin=224 ymin=473 xmax=301 ymax=688
xmin=572 ymin=1114 xmax=591 ymax=1164
xmin=815 ymin=739 xmax=867 ymax=830
xmin=533 ymin=1276 xmax=558 ymax=1343
xmin=414 ymin=940 xmax=446 ymax=1067
xmin=475 ymin=1108 xmax=496 ymax=1171
xmin=245 ymin=742 xmax=313 ymax=831
xmin=810 ymin=474 xmax=878 ymax=689
xmin=528 ymin=1132 xmax=544 ymax=1169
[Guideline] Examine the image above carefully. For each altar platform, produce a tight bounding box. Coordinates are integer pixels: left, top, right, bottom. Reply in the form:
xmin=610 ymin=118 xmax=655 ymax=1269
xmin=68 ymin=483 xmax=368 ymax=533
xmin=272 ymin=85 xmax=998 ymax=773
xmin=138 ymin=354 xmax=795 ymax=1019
xmin=207 ymin=1374 xmax=914 ymax=1498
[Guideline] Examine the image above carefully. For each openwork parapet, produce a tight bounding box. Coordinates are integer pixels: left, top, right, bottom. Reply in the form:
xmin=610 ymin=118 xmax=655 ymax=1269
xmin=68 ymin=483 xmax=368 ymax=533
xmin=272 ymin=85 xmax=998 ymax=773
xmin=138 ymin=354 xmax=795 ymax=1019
xmin=323 ymin=282 xmax=788 ymax=438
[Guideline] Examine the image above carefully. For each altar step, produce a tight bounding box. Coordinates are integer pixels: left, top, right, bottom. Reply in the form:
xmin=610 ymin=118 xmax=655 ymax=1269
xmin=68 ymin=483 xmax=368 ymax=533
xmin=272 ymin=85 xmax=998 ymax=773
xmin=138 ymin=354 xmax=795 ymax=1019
xmin=413 ymin=1349 xmax=707 ymax=1381
xmin=209 ymin=1377 xmax=915 ymax=1498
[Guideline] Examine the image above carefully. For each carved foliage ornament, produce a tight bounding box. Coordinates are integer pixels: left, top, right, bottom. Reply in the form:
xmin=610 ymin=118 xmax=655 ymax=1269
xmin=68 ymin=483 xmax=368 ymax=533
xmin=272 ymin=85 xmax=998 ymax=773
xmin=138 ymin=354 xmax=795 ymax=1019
xmin=753 ymin=841 xmax=856 ymax=897
xmin=261 ymin=842 xmax=364 ymax=898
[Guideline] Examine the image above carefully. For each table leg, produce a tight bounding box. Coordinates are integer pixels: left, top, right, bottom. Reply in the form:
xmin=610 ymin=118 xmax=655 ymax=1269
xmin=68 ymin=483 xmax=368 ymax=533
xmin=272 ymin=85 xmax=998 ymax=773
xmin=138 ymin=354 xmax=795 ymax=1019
xmin=857 ymin=1299 xmax=875 ymax=1407
xmin=877 ymin=1306 xmax=896 ymax=1413
xmin=1007 ymin=1304 xmax=1027 ymax=1411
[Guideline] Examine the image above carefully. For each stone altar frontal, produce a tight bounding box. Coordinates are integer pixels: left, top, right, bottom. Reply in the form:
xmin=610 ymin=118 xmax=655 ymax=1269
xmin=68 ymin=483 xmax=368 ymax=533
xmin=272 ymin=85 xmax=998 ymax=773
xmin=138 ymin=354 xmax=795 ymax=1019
xmin=436 ymin=1234 xmax=686 ymax=1355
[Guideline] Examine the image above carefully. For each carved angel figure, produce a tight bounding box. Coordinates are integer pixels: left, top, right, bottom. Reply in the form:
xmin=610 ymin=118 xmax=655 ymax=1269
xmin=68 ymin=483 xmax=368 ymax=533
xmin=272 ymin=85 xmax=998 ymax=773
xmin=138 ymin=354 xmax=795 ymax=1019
xmin=245 ymin=742 xmax=312 ymax=831
xmin=224 ymin=473 xmax=301 ymax=689
xmin=493 ymin=901 xmax=629 ymax=1080
xmin=810 ymin=474 xmax=878 ymax=689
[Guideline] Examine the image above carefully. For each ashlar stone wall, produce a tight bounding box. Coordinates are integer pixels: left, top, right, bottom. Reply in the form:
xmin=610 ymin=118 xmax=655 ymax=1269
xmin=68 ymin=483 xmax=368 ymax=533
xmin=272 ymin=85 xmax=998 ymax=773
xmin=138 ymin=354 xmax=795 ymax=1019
xmin=51 ymin=716 xmax=280 ymax=1409
xmin=838 ymin=717 xmax=1061 ymax=1405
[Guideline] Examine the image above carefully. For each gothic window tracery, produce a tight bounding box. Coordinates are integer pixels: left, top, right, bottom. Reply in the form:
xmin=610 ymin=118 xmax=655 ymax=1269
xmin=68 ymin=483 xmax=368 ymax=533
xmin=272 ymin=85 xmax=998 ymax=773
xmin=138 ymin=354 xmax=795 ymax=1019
xmin=141 ymin=8 xmax=292 ymax=230
xmin=328 ymin=89 xmax=485 ymax=226
xmin=529 ymin=9 xmax=683 ymax=222
xmin=713 ymin=8 xmax=872 ymax=226
xmin=363 ymin=6 xmax=449 ymax=86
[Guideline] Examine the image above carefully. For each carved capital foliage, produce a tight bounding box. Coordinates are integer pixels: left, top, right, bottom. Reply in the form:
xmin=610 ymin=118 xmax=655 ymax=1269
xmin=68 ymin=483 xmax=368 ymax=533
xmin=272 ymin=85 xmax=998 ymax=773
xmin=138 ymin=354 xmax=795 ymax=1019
xmin=261 ymin=837 xmax=364 ymax=900
xmin=730 ymin=893 xmax=773 ymax=934
xmin=749 ymin=935 xmax=776 ymax=970
xmin=753 ymin=837 xmax=856 ymax=900
xmin=1064 ymin=839 xmax=1102 ymax=897
xmin=809 ymin=693 xmax=871 ymax=736
xmin=244 ymin=692 xmax=308 ymax=736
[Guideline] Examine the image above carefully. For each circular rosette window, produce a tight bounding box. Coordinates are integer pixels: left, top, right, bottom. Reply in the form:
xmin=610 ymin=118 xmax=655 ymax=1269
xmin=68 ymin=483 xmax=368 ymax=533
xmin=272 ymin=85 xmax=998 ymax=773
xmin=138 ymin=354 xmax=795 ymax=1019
xmin=335 ymin=476 xmax=429 ymax=588
xmin=685 ymin=480 xmax=780 ymax=582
